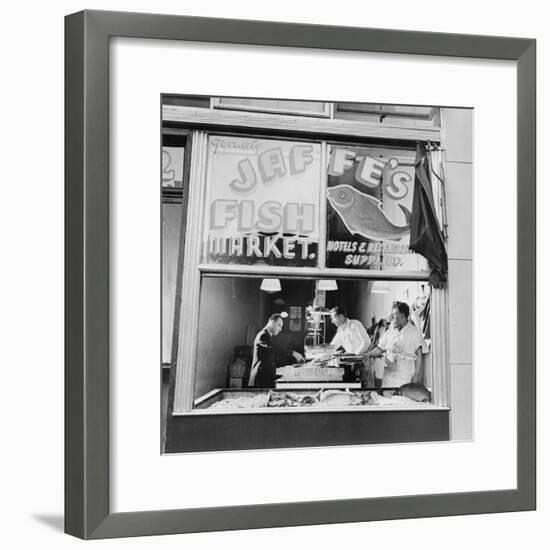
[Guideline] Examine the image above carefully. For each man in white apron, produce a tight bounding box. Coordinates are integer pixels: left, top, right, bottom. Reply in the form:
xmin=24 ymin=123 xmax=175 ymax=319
xmin=365 ymin=302 xmax=425 ymax=387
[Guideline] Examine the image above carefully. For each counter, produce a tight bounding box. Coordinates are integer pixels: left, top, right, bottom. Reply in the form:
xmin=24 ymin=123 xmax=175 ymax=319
xmin=167 ymin=392 xmax=450 ymax=452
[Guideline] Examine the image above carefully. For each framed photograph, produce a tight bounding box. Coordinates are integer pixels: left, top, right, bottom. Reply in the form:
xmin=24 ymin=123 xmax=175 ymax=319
xmin=65 ymin=9 xmax=536 ymax=539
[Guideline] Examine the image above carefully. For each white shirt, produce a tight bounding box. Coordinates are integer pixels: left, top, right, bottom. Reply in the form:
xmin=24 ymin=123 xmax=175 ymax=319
xmin=378 ymin=322 xmax=424 ymax=359
xmin=330 ymin=319 xmax=371 ymax=354
xmin=378 ymin=321 xmax=425 ymax=387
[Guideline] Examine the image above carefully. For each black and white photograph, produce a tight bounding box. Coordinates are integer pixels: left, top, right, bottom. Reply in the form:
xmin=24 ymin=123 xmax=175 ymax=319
xmin=161 ymin=96 xmax=472 ymax=453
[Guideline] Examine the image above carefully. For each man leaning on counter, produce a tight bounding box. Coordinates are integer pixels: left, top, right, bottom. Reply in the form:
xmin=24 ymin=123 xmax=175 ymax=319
xmin=329 ymin=306 xmax=371 ymax=354
xmin=248 ymin=313 xmax=305 ymax=389
xmin=329 ymin=306 xmax=371 ymax=383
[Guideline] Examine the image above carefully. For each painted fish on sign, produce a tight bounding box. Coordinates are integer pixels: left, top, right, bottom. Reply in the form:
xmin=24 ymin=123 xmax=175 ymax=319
xmin=327 ymin=184 xmax=410 ymax=243
xmin=326 ymin=145 xmax=427 ymax=272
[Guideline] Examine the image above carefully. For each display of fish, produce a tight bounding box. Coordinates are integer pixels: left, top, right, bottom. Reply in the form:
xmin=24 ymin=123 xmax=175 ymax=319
xmin=208 ymin=393 xmax=270 ymax=409
xmin=366 ymin=392 xmax=422 ymax=406
xmin=327 ymin=184 xmax=410 ymax=242
xmin=207 ymin=387 xmax=431 ymax=409
xmin=397 ymin=383 xmax=432 ymax=403
xmin=316 ymin=389 xmax=363 ymax=407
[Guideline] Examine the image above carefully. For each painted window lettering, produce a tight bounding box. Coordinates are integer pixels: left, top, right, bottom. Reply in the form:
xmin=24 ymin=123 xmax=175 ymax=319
xmin=208 ymin=235 xmax=314 ymax=260
xmin=230 ymin=145 xmax=314 ymax=191
xmin=205 ymin=137 xmax=321 ymax=266
xmin=328 ymin=148 xmax=411 ymax=200
xmin=210 ymin=200 xmax=315 ymax=234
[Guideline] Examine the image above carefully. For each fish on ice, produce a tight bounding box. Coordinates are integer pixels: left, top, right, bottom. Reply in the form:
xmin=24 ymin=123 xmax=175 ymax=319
xmin=396 ymin=383 xmax=432 ymax=403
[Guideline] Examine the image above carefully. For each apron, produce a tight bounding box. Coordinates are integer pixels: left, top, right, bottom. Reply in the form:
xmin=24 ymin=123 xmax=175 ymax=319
xmin=381 ymin=351 xmax=415 ymax=387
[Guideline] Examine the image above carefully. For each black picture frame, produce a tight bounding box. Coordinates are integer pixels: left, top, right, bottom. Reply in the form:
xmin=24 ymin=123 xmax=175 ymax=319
xmin=65 ymin=9 xmax=536 ymax=539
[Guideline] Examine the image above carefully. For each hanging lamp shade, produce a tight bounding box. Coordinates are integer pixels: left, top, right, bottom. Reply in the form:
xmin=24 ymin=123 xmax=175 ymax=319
xmin=260 ymin=278 xmax=281 ymax=292
xmin=371 ymin=280 xmax=390 ymax=294
xmin=317 ymin=279 xmax=338 ymax=291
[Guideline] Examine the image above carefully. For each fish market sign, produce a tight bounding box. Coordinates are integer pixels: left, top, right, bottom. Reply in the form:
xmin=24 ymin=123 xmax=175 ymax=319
xmin=326 ymin=145 xmax=427 ymax=272
xmin=204 ymin=136 xmax=321 ymax=267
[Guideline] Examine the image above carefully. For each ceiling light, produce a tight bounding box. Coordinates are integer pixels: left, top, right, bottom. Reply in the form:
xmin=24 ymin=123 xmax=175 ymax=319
xmin=317 ymin=279 xmax=338 ymax=291
xmin=260 ymin=278 xmax=281 ymax=293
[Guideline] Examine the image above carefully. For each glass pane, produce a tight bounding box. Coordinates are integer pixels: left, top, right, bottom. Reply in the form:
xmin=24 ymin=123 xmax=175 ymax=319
xmin=326 ymin=144 xmax=428 ymax=272
xmin=203 ymin=136 xmax=322 ymax=267
xmin=162 ymin=203 xmax=182 ymax=364
xmin=214 ymin=97 xmax=327 ymax=116
xmin=162 ymin=95 xmax=210 ymax=108
xmin=335 ymin=103 xmax=440 ymax=127
xmin=162 ymin=146 xmax=184 ymax=188
xmin=193 ymin=276 xmax=433 ymax=410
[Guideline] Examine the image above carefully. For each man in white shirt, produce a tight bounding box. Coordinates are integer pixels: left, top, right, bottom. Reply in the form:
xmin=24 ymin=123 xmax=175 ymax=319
xmin=365 ymin=301 xmax=425 ymax=387
xmin=329 ymin=306 xmax=371 ymax=383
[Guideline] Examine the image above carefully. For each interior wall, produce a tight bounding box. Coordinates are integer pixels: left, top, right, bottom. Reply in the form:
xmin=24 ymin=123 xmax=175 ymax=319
xmin=194 ymin=277 xmax=262 ymax=398
xmin=355 ymin=280 xmax=427 ymax=329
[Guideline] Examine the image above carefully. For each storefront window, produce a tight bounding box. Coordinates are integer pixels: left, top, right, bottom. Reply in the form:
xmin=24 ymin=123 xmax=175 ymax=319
xmin=161 ymin=96 xmax=468 ymax=454
xmin=193 ymin=275 xmax=432 ymax=410
xmin=175 ymin=132 xmax=438 ymax=411
xmin=202 ymin=135 xmax=322 ymax=267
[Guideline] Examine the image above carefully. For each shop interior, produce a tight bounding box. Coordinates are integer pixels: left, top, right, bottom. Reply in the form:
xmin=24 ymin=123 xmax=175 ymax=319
xmin=193 ymin=275 xmax=432 ymax=403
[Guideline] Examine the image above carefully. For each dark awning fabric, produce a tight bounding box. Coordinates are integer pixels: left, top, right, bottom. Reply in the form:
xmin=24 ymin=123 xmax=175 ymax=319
xmin=409 ymin=143 xmax=448 ymax=287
